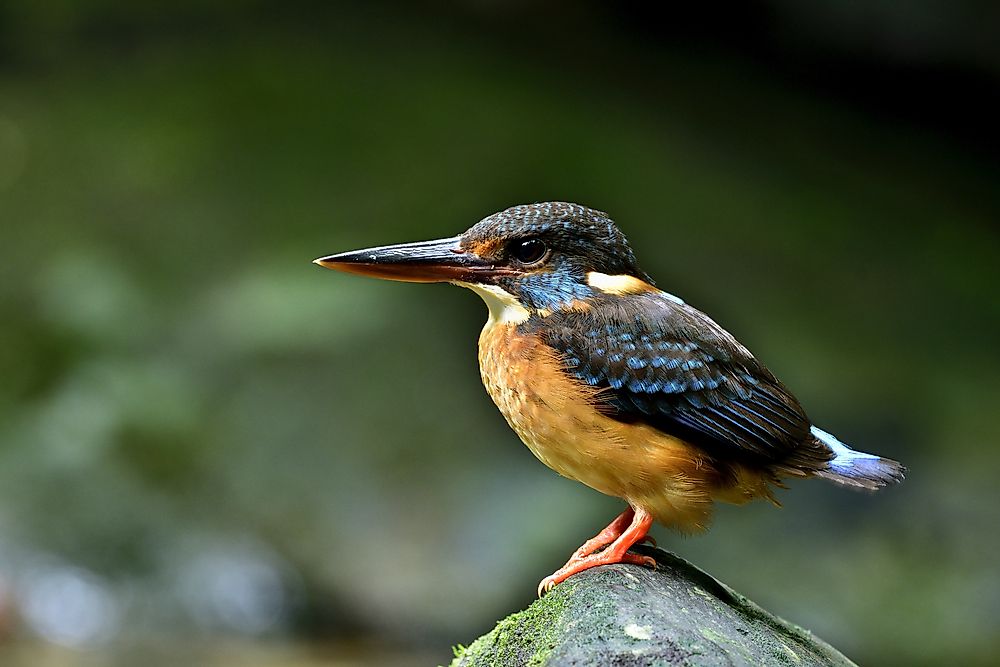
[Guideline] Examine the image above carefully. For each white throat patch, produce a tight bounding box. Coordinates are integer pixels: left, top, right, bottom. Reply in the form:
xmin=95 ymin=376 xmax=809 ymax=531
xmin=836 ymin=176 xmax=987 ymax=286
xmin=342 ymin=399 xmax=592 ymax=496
xmin=456 ymin=282 xmax=531 ymax=327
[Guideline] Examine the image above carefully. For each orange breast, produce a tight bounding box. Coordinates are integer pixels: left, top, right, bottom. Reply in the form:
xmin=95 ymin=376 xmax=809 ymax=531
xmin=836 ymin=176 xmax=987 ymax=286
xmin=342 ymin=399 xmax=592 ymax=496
xmin=477 ymin=321 xmax=771 ymax=532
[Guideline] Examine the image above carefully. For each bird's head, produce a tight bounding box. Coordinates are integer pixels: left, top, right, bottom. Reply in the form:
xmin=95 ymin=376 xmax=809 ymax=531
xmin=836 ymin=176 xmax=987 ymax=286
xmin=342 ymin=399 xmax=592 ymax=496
xmin=315 ymin=202 xmax=654 ymax=320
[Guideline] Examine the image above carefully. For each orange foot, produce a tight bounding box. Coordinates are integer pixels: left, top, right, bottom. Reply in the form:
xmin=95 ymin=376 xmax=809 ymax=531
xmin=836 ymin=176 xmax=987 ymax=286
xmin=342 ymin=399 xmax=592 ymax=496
xmin=537 ymin=506 xmax=657 ymax=597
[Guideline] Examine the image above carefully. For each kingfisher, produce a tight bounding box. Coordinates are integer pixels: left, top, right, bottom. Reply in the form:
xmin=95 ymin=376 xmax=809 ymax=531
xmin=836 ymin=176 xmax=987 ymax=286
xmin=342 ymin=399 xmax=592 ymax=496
xmin=314 ymin=202 xmax=905 ymax=596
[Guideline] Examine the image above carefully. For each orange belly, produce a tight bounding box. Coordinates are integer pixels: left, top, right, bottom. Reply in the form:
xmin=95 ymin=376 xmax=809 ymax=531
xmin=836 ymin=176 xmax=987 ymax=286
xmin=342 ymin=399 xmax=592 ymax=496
xmin=478 ymin=322 xmax=777 ymax=532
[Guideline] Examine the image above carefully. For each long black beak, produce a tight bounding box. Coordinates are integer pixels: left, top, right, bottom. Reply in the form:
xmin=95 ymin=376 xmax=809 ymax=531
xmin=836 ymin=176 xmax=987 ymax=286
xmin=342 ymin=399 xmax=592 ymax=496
xmin=314 ymin=236 xmax=510 ymax=283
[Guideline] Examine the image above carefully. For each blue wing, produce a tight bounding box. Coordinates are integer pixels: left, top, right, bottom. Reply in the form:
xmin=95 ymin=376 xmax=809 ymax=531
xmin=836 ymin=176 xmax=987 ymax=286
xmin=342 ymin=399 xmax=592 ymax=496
xmin=527 ymin=291 xmax=831 ymax=471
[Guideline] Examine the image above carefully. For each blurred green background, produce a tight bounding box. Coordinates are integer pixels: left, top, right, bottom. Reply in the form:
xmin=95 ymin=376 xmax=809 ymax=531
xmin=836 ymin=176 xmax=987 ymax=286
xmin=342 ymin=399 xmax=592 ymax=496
xmin=1 ymin=2 xmax=998 ymax=665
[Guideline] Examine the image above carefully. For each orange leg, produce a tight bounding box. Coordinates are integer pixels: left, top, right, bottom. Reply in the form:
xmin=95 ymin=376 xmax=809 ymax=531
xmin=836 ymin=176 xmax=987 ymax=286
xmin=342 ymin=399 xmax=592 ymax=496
xmin=538 ymin=506 xmax=657 ymax=597
xmin=567 ymin=507 xmax=635 ymax=561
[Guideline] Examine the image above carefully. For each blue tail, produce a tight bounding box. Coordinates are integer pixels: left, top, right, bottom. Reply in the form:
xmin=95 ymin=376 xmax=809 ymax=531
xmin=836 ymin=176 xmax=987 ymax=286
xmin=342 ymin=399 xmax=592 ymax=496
xmin=811 ymin=426 xmax=905 ymax=491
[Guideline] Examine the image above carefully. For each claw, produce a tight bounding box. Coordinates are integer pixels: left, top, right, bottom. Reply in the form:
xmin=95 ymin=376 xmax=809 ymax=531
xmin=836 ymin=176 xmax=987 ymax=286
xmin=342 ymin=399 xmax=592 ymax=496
xmin=639 ymin=535 xmax=657 ymax=547
xmin=620 ymin=551 xmax=657 ymax=570
xmin=537 ymin=577 xmax=557 ymax=598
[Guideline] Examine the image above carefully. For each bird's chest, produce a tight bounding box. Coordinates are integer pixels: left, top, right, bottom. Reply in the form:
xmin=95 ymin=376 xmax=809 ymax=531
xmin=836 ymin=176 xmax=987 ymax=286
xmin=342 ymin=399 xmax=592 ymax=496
xmin=477 ymin=322 xmax=631 ymax=494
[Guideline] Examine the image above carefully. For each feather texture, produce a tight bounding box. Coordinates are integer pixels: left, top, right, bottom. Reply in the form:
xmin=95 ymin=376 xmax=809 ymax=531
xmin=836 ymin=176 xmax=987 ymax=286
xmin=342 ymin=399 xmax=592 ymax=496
xmin=521 ymin=289 xmax=833 ymax=475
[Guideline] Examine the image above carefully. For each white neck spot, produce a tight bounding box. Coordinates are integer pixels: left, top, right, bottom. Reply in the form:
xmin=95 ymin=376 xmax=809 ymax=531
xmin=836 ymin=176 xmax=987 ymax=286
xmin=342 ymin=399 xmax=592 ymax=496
xmin=586 ymin=271 xmax=646 ymax=295
xmin=586 ymin=271 xmax=683 ymax=304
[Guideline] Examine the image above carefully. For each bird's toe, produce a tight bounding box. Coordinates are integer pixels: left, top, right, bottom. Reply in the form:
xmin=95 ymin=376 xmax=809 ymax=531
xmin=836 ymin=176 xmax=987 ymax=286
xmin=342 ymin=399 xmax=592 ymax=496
xmin=621 ymin=552 xmax=657 ymax=570
xmin=537 ymin=577 xmax=558 ymax=598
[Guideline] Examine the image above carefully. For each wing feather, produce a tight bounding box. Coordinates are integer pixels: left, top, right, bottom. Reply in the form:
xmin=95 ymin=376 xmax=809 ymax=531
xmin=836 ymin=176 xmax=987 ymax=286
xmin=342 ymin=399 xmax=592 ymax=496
xmin=525 ymin=290 xmax=830 ymax=471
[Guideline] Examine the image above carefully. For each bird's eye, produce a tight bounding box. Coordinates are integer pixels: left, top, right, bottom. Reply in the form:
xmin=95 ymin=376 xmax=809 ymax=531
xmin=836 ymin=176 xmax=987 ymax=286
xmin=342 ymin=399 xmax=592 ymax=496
xmin=509 ymin=238 xmax=548 ymax=265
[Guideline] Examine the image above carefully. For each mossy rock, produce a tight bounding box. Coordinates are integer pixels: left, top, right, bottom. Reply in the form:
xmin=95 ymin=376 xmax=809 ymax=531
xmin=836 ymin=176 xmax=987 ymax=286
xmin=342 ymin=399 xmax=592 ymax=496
xmin=450 ymin=546 xmax=856 ymax=667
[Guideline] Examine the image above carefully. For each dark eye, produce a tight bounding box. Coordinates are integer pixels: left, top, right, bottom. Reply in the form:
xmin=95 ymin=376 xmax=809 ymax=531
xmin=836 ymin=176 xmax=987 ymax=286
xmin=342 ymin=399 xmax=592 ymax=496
xmin=509 ymin=238 xmax=548 ymax=265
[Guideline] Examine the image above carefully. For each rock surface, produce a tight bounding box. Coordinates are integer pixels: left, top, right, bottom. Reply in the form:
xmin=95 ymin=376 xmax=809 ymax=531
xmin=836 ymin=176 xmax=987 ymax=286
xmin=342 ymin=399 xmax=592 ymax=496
xmin=450 ymin=546 xmax=857 ymax=667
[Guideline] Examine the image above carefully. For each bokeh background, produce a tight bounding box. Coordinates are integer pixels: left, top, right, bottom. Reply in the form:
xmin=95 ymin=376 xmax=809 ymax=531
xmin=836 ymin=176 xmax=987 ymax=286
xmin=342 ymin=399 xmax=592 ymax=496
xmin=2 ymin=2 xmax=998 ymax=665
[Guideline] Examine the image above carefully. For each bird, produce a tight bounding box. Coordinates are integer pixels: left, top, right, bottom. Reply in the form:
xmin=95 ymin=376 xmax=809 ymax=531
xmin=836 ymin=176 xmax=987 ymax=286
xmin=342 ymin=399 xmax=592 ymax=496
xmin=314 ymin=202 xmax=905 ymax=596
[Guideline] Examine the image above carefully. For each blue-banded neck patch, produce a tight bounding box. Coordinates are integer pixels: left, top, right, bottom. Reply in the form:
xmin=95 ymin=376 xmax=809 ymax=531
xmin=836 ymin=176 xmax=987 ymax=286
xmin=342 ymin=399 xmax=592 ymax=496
xmin=499 ymin=268 xmax=595 ymax=313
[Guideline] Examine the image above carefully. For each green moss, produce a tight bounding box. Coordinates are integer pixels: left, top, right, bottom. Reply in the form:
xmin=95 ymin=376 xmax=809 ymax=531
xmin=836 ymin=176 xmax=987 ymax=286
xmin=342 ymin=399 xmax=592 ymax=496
xmin=449 ymin=586 xmax=570 ymax=667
